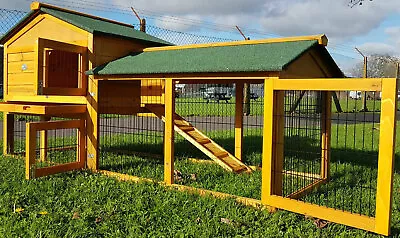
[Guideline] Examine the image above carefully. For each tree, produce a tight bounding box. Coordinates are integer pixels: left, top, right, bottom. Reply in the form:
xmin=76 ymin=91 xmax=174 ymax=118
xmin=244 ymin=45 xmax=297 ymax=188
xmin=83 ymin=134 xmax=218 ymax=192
xmin=350 ymin=54 xmax=399 ymax=78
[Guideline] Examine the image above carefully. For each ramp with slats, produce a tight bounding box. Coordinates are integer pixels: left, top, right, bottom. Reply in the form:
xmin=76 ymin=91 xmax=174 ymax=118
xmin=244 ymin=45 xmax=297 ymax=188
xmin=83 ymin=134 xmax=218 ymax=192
xmin=146 ymin=104 xmax=252 ymax=173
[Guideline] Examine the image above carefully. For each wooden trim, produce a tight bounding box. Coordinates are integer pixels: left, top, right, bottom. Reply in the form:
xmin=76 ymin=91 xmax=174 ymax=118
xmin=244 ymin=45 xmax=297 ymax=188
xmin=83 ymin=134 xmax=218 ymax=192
xmin=3 ymin=43 xmax=8 ymax=100
xmin=235 ymin=83 xmax=244 ymax=160
xmin=7 ymin=46 xmax=35 ymax=54
xmin=286 ymin=178 xmax=327 ymax=199
xmin=38 ymin=38 xmax=87 ymax=54
xmin=42 ymin=87 xmax=86 ymax=96
xmin=143 ymin=35 xmax=327 ymax=52
xmin=375 ymin=78 xmax=398 ymax=236
xmin=273 ymin=91 xmax=285 ymax=196
xmin=35 ymin=39 xmax=42 ymax=95
xmin=3 ymin=113 xmax=14 ymax=155
xmin=261 ymin=77 xmax=276 ymax=205
xmin=273 ymin=78 xmax=382 ymax=91
xmin=28 ymin=119 xmax=81 ymax=131
xmin=78 ymin=119 xmax=86 ymax=168
xmin=25 ymin=123 xmax=36 ymax=180
xmin=98 ymin=170 xmax=270 ymax=210
xmin=6 ymin=95 xmax=87 ymax=104
xmin=267 ymin=196 xmax=376 ymax=233
xmin=39 ymin=116 xmax=51 ymax=162
xmin=35 ymin=162 xmax=83 ymax=178
xmin=164 ymin=78 xmax=175 ymax=184
xmin=86 ymin=34 xmax=98 ymax=170
xmin=31 ymin=2 xmax=136 ymax=29
xmin=283 ymin=170 xmax=321 ymax=180
xmin=94 ymin=72 xmax=280 ymax=80
xmin=321 ymin=91 xmax=332 ymax=179
xmin=0 ymin=103 xmax=86 ymax=115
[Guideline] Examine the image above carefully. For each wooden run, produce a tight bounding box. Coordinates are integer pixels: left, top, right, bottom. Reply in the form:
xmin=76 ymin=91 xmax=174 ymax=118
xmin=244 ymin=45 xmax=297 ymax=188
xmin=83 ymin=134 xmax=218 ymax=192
xmin=146 ymin=104 xmax=252 ymax=173
xmin=98 ymin=170 xmax=269 ymax=210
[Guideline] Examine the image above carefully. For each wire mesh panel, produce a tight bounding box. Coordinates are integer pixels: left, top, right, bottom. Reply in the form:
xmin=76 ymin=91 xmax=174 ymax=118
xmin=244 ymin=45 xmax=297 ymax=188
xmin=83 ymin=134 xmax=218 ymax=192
xmin=262 ymin=77 xmax=400 ymax=235
xmin=24 ymin=119 xmax=85 ymax=179
xmin=99 ymin=114 xmax=164 ymax=180
xmin=175 ymin=84 xmax=236 ymax=158
xmin=98 ymin=79 xmax=165 ymax=181
xmin=274 ymin=90 xmax=380 ymax=217
xmin=13 ymin=114 xmax=41 ymax=155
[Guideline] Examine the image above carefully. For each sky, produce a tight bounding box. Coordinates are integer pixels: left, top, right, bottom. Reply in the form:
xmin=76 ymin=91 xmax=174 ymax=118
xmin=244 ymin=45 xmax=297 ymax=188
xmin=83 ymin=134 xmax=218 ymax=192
xmin=1 ymin=0 xmax=400 ymax=73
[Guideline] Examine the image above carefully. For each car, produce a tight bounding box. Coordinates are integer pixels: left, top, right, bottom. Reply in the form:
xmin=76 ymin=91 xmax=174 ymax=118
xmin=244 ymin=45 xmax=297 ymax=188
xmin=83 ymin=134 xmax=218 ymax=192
xmin=203 ymin=87 xmax=232 ymax=103
xmin=349 ymin=91 xmax=362 ymax=100
xmin=250 ymin=92 xmax=259 ymax=100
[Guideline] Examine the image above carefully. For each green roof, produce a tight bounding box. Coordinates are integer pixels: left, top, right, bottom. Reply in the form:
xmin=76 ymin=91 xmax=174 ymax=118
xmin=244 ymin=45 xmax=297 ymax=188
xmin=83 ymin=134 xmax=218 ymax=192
xmin=0 ymin=6 xmax=171 ymax=46
xmin=87 ymin=40 xmax=322 ymax=75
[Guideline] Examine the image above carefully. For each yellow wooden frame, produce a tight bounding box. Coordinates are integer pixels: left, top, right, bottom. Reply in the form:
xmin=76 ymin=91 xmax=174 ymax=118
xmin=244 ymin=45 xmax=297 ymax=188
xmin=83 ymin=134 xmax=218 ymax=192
xmin=36 ymin=38 xmax=87 ymax=97
xmin=262 ymin=77 xmax=397 ymax=236
xmin=25 ymin=119 xmax=86 ymax=179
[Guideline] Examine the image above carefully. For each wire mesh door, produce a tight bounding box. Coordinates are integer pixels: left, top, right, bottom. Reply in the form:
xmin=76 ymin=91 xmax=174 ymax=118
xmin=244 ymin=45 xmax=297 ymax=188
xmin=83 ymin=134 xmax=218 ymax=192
xmin=25 ymin=119 xmax=86 ymax=179
xmin=262 ymin=78 xmax=397 ymax=236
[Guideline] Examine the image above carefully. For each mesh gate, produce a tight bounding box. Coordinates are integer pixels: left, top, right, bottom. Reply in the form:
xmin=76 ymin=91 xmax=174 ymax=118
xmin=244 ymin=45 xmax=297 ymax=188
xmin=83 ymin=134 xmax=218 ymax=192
xmin=262 ymin=78 xmax=397 ymax=235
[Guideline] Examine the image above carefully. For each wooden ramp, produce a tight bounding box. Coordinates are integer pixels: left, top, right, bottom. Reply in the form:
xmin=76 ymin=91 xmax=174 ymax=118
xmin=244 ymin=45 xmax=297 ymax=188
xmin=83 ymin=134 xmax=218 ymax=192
xmin=146 ymin=104 xmax=252 ymax=173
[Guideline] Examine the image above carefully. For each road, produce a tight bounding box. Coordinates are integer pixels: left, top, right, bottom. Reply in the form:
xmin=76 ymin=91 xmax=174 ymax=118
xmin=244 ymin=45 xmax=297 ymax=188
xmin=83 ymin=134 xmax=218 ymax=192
xmin=0 ymin=111 xmax=390 ymax=139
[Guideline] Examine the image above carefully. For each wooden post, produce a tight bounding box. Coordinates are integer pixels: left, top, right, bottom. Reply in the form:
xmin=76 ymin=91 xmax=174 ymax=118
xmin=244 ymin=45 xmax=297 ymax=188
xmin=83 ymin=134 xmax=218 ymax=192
xmin=86 ymin=34 xmax=99 ymax=171
xmin=375 ymin=78 xmax=397 ymax=236
xmin=3 ymin=113 xmax=14 ymax=155
xmin=140 ymin=19 xmax=146 ymax=32
xmin=39 ymin=116 xmax=50 ymax=162
xmin=25 ymin=123 xmax=36 ymax=180
xmin=235 ymin=83 xmax=244 ymax=160
xmin=361 ymin=56 xmax=368 ymax=111
xmin=261 ymin=78 xmax=275 ymax=205
xmin=273 ymin=91 xmax=284 ymax=195
xmin=164 ymin=78 xmax=175 ymax=185
xmin=243 ymin=83 xmax=251 ymax=115
xmin=320 ymin=91 xmax=331 ymax=179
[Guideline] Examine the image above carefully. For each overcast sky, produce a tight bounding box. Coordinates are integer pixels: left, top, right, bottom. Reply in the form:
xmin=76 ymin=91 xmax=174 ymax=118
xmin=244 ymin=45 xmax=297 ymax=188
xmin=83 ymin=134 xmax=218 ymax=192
xmin=2 ymin=0 xmax=400 ymax=62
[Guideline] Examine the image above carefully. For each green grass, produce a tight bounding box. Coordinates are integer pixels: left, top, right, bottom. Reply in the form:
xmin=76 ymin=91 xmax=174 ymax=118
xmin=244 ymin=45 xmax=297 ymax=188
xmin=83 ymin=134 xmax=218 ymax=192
xmin=0 ymin=156 xmax=392 ymax=237
xmin=1 ymin=121 xmax=400 ymax=236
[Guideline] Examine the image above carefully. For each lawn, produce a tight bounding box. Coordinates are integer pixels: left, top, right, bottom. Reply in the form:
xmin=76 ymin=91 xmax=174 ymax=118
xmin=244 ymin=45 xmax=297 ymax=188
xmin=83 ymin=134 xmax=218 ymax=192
xmin=1 ymin=119 xmax=399 ymax=236
xmin=0 ymin=157 xmax=391 ymax=237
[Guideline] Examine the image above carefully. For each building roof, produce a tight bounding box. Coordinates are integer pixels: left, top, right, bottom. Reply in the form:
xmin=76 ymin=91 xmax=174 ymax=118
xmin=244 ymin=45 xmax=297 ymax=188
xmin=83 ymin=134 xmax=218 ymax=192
xmin=87 ymin=37 xmax=343 ymax=76
xmin=0 ymin=2 xmax=172 ymax=46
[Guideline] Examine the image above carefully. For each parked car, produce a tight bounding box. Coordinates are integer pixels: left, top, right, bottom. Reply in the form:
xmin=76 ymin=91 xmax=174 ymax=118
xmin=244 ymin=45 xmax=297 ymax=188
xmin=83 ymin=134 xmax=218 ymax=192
xmin=349 ymin=91 xmax=362 ymax=100
xmin=203 ymin=87 xmax=232 ymax=103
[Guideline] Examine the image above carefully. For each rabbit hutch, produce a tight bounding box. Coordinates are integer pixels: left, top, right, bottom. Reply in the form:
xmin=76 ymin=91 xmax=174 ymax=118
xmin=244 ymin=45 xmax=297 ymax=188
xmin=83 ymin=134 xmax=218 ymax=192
xmin=0 ymin=2 xmax=398 ymax=236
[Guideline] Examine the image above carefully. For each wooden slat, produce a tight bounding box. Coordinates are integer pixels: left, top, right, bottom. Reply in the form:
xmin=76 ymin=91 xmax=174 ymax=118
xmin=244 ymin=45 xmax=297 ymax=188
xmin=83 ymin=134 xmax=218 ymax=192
xmin=273 ymin=78 xmax=382 ymax=91
xmin=261 ymin=77 xmax=275 ymax=205
xmin=268 ymin=196 xmax=376 ymax=233
xmin=375 ymin=78 xmax=398 ymax=236
xmin=35 ymin=162 xmax=83 ymax=178
xmin=8 ymin=72 xmax=35 ymax=85
xmin=7 ymin=95 xmax=86 ymax=104
xmin=235 ymin=83 xmax=244 ymax=160
xmin=164 ymin=78 xmax=175 ymax=185
xmin=8 ymin=52 xmax=35 ymax=62
xmin=0 ymin=102 xmax=86 ymax=115
xmin=8 ymin=61 xmax=35 ymax=73
xmin=146 ymin=104 xmax=251 ymax=173
xmin=143 ymin=34 xmax=327 ymax=52
xmin=25 ymin=123 xmax=37 ymax=180
xmin=3 ymin=113 xmax=14 ymax=155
